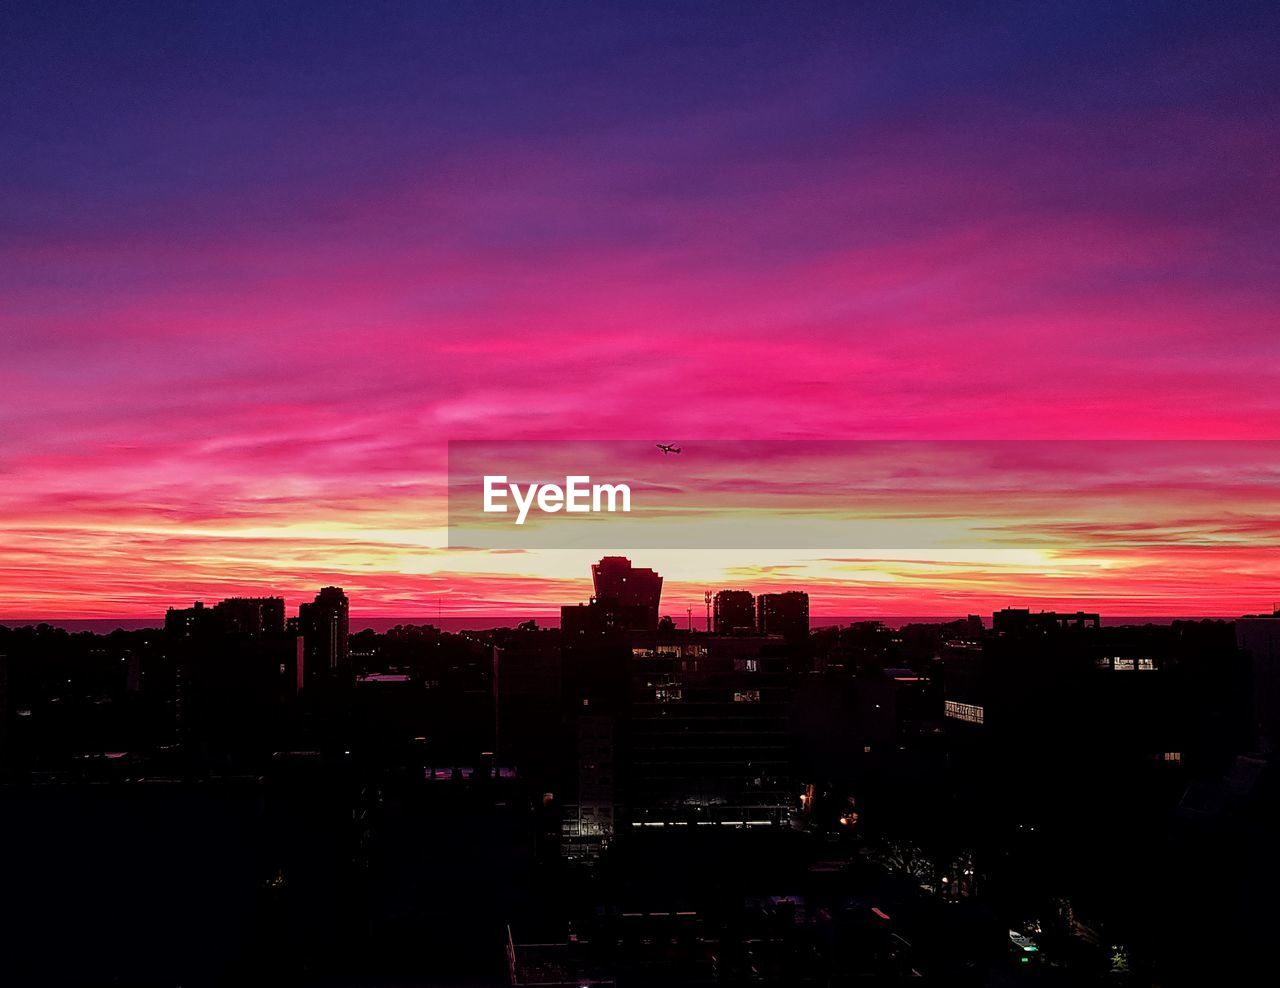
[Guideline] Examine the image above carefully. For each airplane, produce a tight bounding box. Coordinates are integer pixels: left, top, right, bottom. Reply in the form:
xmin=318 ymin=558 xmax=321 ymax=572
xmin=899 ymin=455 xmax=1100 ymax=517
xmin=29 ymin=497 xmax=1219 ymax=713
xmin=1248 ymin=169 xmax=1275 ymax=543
xmin=655 ymin=443 xmax=682 ymax=455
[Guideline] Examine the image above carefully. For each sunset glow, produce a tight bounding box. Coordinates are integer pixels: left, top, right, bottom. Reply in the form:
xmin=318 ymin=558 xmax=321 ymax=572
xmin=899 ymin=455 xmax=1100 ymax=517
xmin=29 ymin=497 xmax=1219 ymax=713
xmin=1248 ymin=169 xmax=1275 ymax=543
xmin=3 ymin=2 xmax=1278 ymax=620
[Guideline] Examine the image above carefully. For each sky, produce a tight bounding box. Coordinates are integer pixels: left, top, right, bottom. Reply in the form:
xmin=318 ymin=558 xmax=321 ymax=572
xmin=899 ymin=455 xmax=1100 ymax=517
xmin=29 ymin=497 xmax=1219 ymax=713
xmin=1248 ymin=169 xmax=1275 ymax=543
xmin=2 ymin=1 xmax=1279 ymax=620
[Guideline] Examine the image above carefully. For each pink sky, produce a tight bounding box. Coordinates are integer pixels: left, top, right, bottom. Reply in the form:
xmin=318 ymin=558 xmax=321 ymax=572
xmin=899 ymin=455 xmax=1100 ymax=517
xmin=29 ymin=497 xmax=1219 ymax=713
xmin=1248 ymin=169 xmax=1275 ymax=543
xmin=2 ymin=3 xmax=1278 ymax=619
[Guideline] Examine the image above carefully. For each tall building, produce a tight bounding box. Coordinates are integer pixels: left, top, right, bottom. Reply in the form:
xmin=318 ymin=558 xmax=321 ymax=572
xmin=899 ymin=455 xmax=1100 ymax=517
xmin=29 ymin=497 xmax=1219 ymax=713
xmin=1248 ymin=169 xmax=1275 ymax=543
xmin=624 ymin=631 xmax=795 ymax=827
xmin=713 ymin=589 xmax=755 ymax=634
xmin=562 ymin=713 xmax=616 ymax=861
xmin=756 ymin=591 xmax=809 ymax=642
xmin=591 ymin=556 xmax=662 ymax=631
xmin=559 ymin=593 xmax=632 ymax=861
xmin=493 ymin=634 xmax=563 ymax=785
xmin=298 ymin=586 xmax=350 ymax=684
xmin=560 ymin=560 xmax=663 ymax=858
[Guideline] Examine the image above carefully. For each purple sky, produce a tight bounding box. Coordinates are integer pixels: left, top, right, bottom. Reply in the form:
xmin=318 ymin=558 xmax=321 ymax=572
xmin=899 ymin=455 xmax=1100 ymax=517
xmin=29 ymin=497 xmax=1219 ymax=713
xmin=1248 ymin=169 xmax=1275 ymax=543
xmin=2 ymin=1 xmax=1278 ymax=617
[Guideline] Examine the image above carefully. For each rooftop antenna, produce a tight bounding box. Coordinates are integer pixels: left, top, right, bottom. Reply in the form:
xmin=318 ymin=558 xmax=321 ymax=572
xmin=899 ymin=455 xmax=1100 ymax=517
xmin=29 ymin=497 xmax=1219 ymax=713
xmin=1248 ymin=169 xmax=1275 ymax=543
xmin=430 ymin=587 xmax=449 ymax=627
xmin=686 ymin=606 xmax=693 ymax=632
xmin=704 ymin=589 xmax=712 ymax=633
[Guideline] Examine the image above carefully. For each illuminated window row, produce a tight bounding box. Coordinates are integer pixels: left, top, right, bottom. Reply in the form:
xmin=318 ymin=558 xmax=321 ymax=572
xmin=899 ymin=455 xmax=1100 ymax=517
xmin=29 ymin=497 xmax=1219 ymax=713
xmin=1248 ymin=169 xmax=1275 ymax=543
xmin=944 ymin=700 xmax=985 ymax=724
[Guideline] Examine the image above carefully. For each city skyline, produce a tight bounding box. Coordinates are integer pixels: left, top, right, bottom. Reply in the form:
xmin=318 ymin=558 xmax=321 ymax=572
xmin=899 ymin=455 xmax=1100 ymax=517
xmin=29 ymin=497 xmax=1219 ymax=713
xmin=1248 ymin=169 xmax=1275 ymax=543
xmin=2 ymin=568 xmax=1274 ymax=629
xmin=5 ymin=4 xmax=1277 ymax=984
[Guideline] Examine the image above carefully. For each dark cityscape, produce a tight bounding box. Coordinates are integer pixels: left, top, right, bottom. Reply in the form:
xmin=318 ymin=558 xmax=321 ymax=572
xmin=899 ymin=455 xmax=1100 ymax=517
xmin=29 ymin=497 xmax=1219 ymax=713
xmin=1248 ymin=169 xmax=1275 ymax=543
xmin=4 ymin=2 xmax=1279 ymax=985
xmin=2 ymin=558 xmax=1276 ymax=985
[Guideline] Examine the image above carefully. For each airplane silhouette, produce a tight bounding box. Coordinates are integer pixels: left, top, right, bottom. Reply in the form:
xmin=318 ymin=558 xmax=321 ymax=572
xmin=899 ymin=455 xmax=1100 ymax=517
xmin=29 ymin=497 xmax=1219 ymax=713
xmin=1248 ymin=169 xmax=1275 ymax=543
xmin=655 ymin=443 xmax=682 ymax=454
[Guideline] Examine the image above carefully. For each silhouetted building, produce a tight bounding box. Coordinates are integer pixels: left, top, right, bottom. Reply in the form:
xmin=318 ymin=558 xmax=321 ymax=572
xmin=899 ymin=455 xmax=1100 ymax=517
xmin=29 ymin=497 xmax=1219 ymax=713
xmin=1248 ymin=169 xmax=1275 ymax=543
xmin=493 ymin=634 xmax=563 ymax=785
xmin=211 ymin=596 xmax=285 ymax=635
xmin=623 ymin=631 xmax=795 ymax=828
xmin=562 ymin=713 xmax=616 ymax=861
xmin=562 ymin=563 xmax=801 ymax=843
xmin=0 ymin=650 xmax=8 ymax=772
xmin=592 ymin=556 xmax=662 ymax=631
xmin=559 ymin=621 xmax=797 ymax=858
xmin=946 ymin=611 xmax=1135 ymax=744
xmin=756 ymin=591 xmax=809 ymax=642
xmin=174 ymin=631 xmax=303 ymax=762
xmin=1238 ymin=607 xmax=1280 ymax=751
xmin=165 ymin=600 xmax=215 ymax=637
xmin=298 ymin=586 xmax=350 ymax=685
xmin=562 ymin=597 xmax=633 ymax=640
xmin=559 ymin=595 xmax=631 ymax=861
xmin=713 ymin=590 xmax=755 ymax=634
xmin=944 ymin=612 xmax=1246 ymax=787
xmin=166 ymin=596 xmax=286 ymax=638
xmin=352 ymin=671 xmax=435 ymax=756
xmin=992 ymin=608 xmax=1100 ymax=634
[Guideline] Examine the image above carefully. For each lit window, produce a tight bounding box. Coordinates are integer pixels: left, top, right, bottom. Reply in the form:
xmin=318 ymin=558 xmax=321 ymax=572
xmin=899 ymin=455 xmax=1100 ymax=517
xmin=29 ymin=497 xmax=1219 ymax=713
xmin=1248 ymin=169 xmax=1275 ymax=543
xmin=1163 ymin=751 xmax=1181 ymax=763
xmin=1113 ymin=657 xmax=1135 ymax=671
xmin=1138 ymin=658 xmax=1156 ymax=671
xmin=733 ymin=690 xmax=760 ymax=703
xmin=944 ymin=700 xmax=984 ymax=724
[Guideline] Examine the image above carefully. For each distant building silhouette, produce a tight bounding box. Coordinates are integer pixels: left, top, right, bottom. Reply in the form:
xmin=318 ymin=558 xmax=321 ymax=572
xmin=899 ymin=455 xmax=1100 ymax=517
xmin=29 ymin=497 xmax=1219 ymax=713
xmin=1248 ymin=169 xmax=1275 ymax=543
xmin=166 ymin=597 xmax=286 ymax=637
xmin=164 ymin=600 xmax=214 ymax=637
xmin=561 ymin=597 xmax=631 ymax=639
xmin=992 ymin=608 xmax=1100 ymax=634
xmin=211 ymin=597 xmax=285 ymax=635
xmin=756 ymin=591 xmax=809 ymax=642
xmin=298 ymin=586 xmax=350 ymax=684
xmin=591 ymin=556 xmax=662 ymax=631
xmin=713 ymin=589 xmax=755 ymax=634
